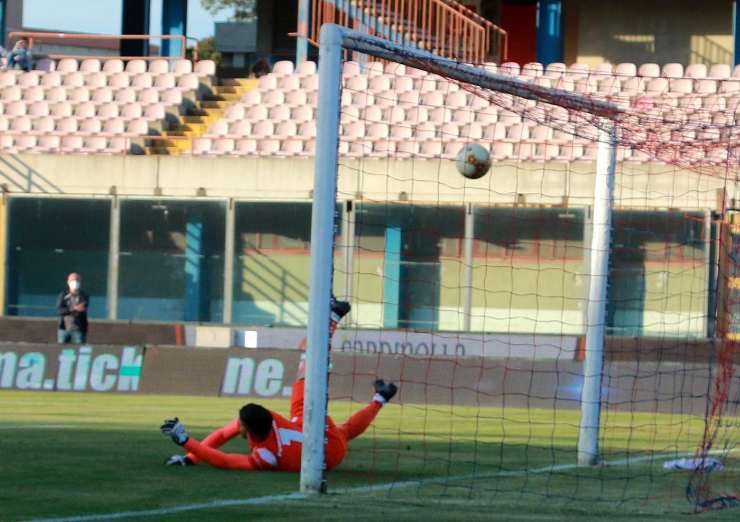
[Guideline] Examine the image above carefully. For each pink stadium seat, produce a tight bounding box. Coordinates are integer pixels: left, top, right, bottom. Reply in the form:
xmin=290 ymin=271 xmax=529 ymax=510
xmin=507 ymin=123 xmax=530 ymax=140
xmin=15 ymin=135 xmax=37 ymax=151
xmin=343 ymin=121 xmax=366 ymax=139
xmin=280 ymin=139 xmax=304 ymax=155
xmin=194 ymin=60 xmax=216 ymax=77
xmin=272 ymin=61 xmax=294 ymax=76
xmin=439 ymin=122 xmax=460 ymax=138
xmin=80 ymin=59 xmax=102 ymax=73
xmin=278 ymin=74 xmax=301 ymax=91
xmin=369 ymin=75 xmax=392 ymax=92
xmin=225 ymin=104 xmax=246 ymax=121
xmin=695 ymin=79 xmax=717 ymax=94
xmin=149 ymin=59 xmax=169 ymax=75
xmin=669 ymin=78 xmax=693 ymax=94
xmin=1 ymin=86 xmax=21 ymax=101
xmin=483 ymin=122 xmax=507 ymax=140
xmin=364 ymin=62 xmax=384 ymax=76
xmin=346 ymin=75 xmax=368 ymax=92
xmin=69 ymin=87 xmax=90 ymax=103
xmin=285 ymin=90 xmax=307 ymax=106
xmin=235 ymin=138 xmax=257 ymax=155
xmin=394 ymin=75 xmax=414 ymax=93
xmin=566 ymin=63 xmax=590 ymax=78
xmin=177 ymin=73 xmax=199 ymax=91
xmin=384 ymin=62 xmax=406 ymax=76
xmin=109 ymin=73 xmax=130 ymax=89
xmin=141 ymin=102 xmax=162 ymax=121
xmin=229 ymin=120 xmax=250 ymax=135
xmin=246 ymin=104 xmax=268 ymax=120
xmin=521 ymin=62 xmax=544 ymax=78
xmin=174 ymin=59 xmax=192 ymax=75
xmin=419 ymin=140 xmax=443 ymax=157
xmin=395 ymin=140 xmax=419 ymax=156
xmin=386 ymin=106 xmax=406 ymax=124
xmin=258 ymin=75 xmax=278 ymax=90
xmin=242 ymin=89 xmax=261 ymax=104
xmin=41 ymin=72 xmax=62 ymax=88
xmin=646 ymin=77 xmax=669 ymax=94
xmin=10 ymin=115 xmax=31 ymax=132
xmin=103 ymin=118 xmax=125 ymax=134
xmin=298 ymin=121 xmax=316 ymax=138
xmin=45 ymin=86 xmax=67 ymax=102
xmin=367 ymin=122 xmax=389 ymax=139
xmin=126 ymin=118 xmax=149 ymax=134
xmin=57 ymin=116 xmax=78 ymax=132
xmin=363 ymin=105 xmax=383 ymax=122
xmin=416 ymin=121 xmax=437 ymax=140
xmin=126 ymin=60 xmax=147 ymax=74
xmin=0 ymin=71 xmax=16 ymax=88
xmin=86 ymin=72 xmax=107 ymax=89
xmin=0 ymin=116 xmax=8 ymax=131
xmin=445 ymin=91 xmax=468 ymax=108
xmin=544 ymin=62 xmax=566 ymax=78
xmin=301 ymin=74 xmax=319 ymax=91
xmin=291 ymin=105 xmax=313 ymax=123
xmin=5 ymin=101 xmax=25 ymax=117
xmin=374 ymin=89 xmax=397 ymax=107
xmin=662 ymin=63 xmax=684 ymax=78
xmin=403 ymin=106 xmax=428 ymax=123
xmin=428 ymin=107 xmax=452 ymax=123
xmin=638 ymin=63 xmax=660 ymax=77
xmin=98 ymin=102 xmax=120 ymax=119
xmin=18 ymin=72 xmax=40 ymax=87
xmin=257 ymin=138 xmax=280 ymax=155
xmin=459 ymin=122 xmax=483 ymax=140
xmin=342 ymin=61 xmax=361 ymax=77
xmin=115 ymin=88 xmax=136 ymax=104
xmin=61 ymin=135 xmax=84 ymax=153
xmin=719 ymin=80 xmax=740 ymax=93
xmin=398 ymin=90 xmax=420 ymax=105
xmin=57 ymin=59 xmax=78 ymax=73
xmin=191 ymin=138 xmax=211 ymax=155
xmin=417 ymin=77 xmax=438 ymax=93
xmin=63 ymin=72 xmax=85 ymax=88
xmin=213 ymin=138 xmax=235 ymax=154
xmin=131 ymin=73 xmax=153 ymax=89
xmin=160 ymin=88 xmax=182 ymax=105
xmin=500 ymin=62 xmax=520 ymax=76
xmin=92 ymin=87 xmax=114 ymax=103
xmin=274 ymin=120 xmax=297 ymax=138
xmin=23 ymin=85 xmax=44 ymax=102
xmin=262 ymin=90 xmax=285 ymax=106
xmin=38 ymin=135 xmax=60 ymax=151
xmin=709 ymin=64 xmax=731 ymax=79
xmin=154 ymin=73 xmax=176 ymax=90
xmin=574 ymin=77 xmax=597 ymax=94
xmin=592 ymin=63 xmax=613 ymax=76
xmin=32 ymin=115 xmax=54 ymax=131
xmin=102 ymin=59 xmax=124 ymax=73
xmin=389 ymin=125 xmax=412 ymax=139
xmin=296 ymin=61 xmax=317 ymax=76
xmin=139 ymin=88 xmax=159 ymax=105
xmin=51 ymin=102 xmax=72 ymax=118
xmin=421 ymin=91 xmax=444 ymax=107
xmin=251 ymin=119 xmax=274 ymax=137
xmin=120 ymin=103 xmax=142 ymax=120
xmin=208 ymin=120 xmax=229 ymax=136
xmin=83 ymin=136 xmax=108 ymax=153
xmin=80 ymin=118 xmax=102 ymax=133
xmin=685 ymin=64 xmax=707 ymax=79
xmin=74 ymin=102 xmax=96 ymax=119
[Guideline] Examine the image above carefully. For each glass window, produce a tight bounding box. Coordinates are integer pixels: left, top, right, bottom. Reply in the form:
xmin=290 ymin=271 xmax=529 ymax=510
xmin=6 ymin=198 xmax=110 ymax=318
xmin=232 ymin=202 xmax=342 ymax=326
xmin=353 ymin=203 xmax=465 ymax=331
xmin=118 ymin=200 xmax=225 ymax=322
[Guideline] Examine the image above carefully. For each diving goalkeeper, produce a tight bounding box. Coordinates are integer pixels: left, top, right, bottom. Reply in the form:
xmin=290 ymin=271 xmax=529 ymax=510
xmin=160 ymin=297 xmax=398 ymax=471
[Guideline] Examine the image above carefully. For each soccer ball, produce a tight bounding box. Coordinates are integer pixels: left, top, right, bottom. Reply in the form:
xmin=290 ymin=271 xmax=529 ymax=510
xmin=455 ymin=143 xmax=491 ymax=179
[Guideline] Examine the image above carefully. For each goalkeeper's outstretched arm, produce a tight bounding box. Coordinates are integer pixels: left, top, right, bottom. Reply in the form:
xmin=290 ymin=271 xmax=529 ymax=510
xmin=184 ymin=418 xmax=241 ymax=465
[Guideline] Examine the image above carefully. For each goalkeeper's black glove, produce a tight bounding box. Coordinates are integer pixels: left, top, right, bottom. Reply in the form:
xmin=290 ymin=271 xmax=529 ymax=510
xmin=160 ymin=417 xmax=189 ymax=446
xmin=164 ymin=455 xmax=194 ymax=466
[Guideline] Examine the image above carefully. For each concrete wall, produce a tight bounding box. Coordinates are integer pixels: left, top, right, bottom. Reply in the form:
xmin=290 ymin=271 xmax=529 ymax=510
xmin=0 ymin=153 xmax=730 ymax=209
xmin=567 ymin=0 xmax=734 ymax=66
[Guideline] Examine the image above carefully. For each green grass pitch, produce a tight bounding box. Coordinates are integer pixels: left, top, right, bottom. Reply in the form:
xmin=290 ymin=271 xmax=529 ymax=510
xmin=1 ymin=391 xmax=737 ymax=521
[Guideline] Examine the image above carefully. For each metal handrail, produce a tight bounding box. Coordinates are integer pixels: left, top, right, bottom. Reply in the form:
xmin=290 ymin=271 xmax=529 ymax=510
xmin=306 ymin=0 xmax=507 ymax=64
xmin=7 ymin=31 xmax=200 ymax=61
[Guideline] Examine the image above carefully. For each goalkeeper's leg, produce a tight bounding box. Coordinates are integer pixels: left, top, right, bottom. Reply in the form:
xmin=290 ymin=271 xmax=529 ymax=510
xmin=338 ymin=379 xmax=398 ymax=441
xmin=296 ymin=295 xmax=351 ymax=380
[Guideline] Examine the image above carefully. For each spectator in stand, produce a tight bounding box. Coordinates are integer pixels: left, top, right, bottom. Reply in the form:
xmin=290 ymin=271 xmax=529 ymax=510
xmin=7 ymin=37 xmax=32 ymax=72
xmin=251 ymin=58 xmax=271 ymax=78
xmin=56 ymin=272 xmax=89 ymax=344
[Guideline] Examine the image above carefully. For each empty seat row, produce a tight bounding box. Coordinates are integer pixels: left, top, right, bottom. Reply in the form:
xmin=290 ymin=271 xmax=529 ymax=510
xmin=0 ymin=71 xmax=200 ymax=90
xmin=37 ymin=58 xmax=215 ymax=77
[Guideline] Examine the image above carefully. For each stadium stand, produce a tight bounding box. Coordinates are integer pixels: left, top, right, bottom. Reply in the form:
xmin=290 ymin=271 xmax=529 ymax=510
xmin=0 ymin=56 xmax=737 ymax=163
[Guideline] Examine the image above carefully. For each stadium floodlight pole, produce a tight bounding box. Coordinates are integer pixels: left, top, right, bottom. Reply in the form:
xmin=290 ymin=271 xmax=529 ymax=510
xmin=577 ymin=121 xmax=618 ymax=466
xmin=301 ymin=23 xmax=622 ymax=492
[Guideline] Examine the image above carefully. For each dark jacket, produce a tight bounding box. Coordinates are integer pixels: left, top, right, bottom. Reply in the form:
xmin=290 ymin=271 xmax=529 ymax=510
xmin=56 ymin=290 xmax=89 ymax=333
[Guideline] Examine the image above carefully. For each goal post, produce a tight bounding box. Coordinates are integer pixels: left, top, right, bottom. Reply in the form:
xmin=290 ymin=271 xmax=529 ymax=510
xmin=300 ymin=23 xmax=621 ymax=493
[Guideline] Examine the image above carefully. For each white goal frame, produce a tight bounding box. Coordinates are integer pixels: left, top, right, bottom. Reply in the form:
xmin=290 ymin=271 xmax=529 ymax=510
xmin=300 ymin=23 xmax=620 ymax=493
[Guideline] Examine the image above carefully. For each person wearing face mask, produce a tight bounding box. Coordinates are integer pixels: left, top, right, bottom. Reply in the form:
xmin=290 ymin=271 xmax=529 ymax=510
xmin=56 ymin=272 xmax=89 ymax=344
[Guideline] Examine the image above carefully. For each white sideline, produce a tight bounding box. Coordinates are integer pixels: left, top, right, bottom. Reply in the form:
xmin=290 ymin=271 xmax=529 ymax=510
xmin=24 ymin=451 xmax=699 ymax=522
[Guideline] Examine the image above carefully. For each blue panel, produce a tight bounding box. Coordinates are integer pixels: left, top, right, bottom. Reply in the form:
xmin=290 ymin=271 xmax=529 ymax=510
xmin=161 ymin=0 xmax=188 ymax=57
xmin=536 ymin=0 xmax=563 ymax=66
xmin=185 ymin=215 xmax=203 ymax=321
xmin=0 ymin=0 xmax=6 ymax=47
xmin=383 ymin=226 xmax=401 ymax=328
xmin=735 ymin=1 xmax=740 ymax=66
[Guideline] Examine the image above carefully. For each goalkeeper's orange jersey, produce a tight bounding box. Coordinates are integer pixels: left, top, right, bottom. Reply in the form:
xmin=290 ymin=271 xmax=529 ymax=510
xmin=183 ymin=411 xmax=349 ymax=472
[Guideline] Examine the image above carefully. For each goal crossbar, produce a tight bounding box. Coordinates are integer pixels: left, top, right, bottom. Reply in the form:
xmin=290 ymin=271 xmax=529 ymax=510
xmin=299 ymin=23 xmax=620 ymax=493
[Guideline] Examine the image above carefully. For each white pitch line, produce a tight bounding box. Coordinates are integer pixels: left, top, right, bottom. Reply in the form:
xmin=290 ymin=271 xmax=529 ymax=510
xmin=0 ymin=424 xmax=72 ymax=430
xmin=24 ymin=451 xmax=697 ymax=522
